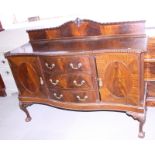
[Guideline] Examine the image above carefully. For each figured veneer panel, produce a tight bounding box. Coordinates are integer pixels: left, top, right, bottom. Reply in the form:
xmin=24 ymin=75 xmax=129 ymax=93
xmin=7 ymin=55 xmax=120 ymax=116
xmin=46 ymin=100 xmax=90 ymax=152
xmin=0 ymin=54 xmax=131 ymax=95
xmin=7 ymin=56 xmax=48 ymax=98
xmin=95 ymin=52 xmax=143 ymax=106
xmin=28 ymin=19 xmax=146 ymax=52
xmin=18 ymin=63 xmax=40 ymax=93
xmin=104 ymin=61 xmax=132 ymax=98
xmin=28 ymin=19 xmax=145 ymax=40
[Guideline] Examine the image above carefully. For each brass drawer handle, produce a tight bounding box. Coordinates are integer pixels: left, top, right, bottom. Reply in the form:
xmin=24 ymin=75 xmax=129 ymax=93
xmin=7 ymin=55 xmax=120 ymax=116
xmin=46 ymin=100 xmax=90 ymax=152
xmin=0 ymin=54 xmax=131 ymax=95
xmin=73 ymin=80 xmax=85 ymax=87
xmin=40 ymin=77 xmax=44 ymax=85
xmin=76 ymin=95 xmax=88 ymax=101
xmin=45 ymin=62 xmax=55 ymax=70
xmin=49 ymin=79 xmax=59 ymax=86
xmin=69 ymin=63 xmax=82 ymax=70
xmin=53 ymin=93 xmax=63 ymax=99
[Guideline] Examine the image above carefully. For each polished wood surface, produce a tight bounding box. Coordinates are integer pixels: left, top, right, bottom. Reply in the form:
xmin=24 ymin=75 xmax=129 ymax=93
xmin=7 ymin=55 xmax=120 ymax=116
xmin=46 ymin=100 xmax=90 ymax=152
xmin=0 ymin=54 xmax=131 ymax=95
xmin=5 ymin=19 xmax=148 ymax=138
xmin=27 ymin=19 xmax=146 ymax=51
xmin=7 ymin=56 xmax=48 ymax=98
xmin=95 ymin=51 xmax=144 ymax=106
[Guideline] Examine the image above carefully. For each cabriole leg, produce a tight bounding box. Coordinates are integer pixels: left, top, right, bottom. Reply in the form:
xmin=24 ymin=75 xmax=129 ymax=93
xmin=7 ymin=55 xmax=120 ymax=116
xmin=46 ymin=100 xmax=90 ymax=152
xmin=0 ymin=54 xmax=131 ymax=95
xmin=19 ymin=102 xmax=32 ymax=122
xmin=126 ymin=112 xmax=146 ymax=138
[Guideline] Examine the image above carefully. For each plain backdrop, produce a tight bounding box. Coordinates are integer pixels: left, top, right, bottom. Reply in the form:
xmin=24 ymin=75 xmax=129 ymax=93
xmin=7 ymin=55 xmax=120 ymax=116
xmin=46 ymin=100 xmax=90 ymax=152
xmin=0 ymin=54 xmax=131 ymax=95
xmin=0 ymin=0 xmax=155 ymax=28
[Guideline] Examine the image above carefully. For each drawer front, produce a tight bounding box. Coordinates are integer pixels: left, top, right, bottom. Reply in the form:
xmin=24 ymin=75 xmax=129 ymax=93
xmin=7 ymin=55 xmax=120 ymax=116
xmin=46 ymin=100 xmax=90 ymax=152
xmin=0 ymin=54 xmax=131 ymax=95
xmin=49 ymin=89 xmax=98 ymax=103
xmin=62 ymin=56 xmax=92 ymax=73
xmin=46 ymin=73 xmax=96 ymax=90
xmin=144 ymin=62 xmax=155 ymax=80
xmin=147 ymin=81 xmax=155 ymax=97
xmin=40 ymin=56 xmax=64 ymax=73
xmin=40 ymin=56 xmax=92 ymax=74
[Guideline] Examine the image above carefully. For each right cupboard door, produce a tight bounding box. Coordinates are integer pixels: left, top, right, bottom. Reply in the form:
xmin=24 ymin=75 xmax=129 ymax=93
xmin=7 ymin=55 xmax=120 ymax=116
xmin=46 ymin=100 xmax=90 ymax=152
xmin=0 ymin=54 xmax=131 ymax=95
xmin=95 ymin=52 xmax=143 ymax=106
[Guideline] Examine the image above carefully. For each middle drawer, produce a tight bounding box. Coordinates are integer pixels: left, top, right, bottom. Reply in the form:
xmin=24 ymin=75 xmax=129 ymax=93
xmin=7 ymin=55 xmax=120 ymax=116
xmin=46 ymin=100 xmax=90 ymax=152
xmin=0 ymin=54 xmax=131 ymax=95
xmin=45 ymin=73 xmax=96 ymax=90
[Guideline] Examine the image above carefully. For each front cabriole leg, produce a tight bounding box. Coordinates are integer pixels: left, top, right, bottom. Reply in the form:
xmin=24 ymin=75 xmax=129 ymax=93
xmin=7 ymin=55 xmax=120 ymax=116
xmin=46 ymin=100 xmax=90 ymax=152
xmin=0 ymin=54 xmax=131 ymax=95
xmin=19 ymin=102 xmax=32 ymax=122
xmin=126 ymin=111 xmax=146 ymax=138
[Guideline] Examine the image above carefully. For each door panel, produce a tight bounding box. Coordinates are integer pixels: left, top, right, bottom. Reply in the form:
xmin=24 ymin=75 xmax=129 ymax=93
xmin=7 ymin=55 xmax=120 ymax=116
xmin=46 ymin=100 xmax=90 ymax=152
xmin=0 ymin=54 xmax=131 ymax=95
xmin=96 ymin=52 xmax=142 ymax=106
xmin=8 ymin=56 xmax=47 ymax=98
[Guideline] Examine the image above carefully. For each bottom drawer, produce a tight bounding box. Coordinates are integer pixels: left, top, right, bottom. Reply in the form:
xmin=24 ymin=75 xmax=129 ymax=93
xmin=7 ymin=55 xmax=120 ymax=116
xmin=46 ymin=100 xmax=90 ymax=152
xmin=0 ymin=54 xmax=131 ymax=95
xmin=49 ymin=89 xmax=98 ymax=103
xmin=147 ymin=81 xmax=155 ymax=97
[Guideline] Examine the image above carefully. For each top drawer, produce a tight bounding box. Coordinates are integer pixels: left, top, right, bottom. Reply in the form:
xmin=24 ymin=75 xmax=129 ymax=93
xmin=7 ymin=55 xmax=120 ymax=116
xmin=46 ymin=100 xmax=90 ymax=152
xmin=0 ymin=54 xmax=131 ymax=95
xmin=40 ymin=55 xmax=92 ymax=74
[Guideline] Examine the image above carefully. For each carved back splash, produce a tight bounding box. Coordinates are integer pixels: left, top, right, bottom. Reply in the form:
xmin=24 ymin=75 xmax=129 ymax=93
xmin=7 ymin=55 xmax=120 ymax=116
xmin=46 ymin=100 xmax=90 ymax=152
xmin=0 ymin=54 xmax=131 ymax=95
xmin=27 ymin=18 xmax=147 ymax=51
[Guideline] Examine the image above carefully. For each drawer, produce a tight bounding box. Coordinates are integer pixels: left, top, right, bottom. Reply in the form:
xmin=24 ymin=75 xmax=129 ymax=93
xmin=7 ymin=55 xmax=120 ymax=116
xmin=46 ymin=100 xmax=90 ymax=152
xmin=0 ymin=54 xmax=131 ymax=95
xmin=45 ymin=73 xmax=96 ymax=90
xmin=144 ymin=61 xmax=155 ymax=80
xmin=49 ymin=89 xmax=98 ymax=103
xmin=62 ymin=56 xmax=92 ymax=73
xmin=147 ymin=81 xmax=155 ymax=97
xmin=40 ymin=55 xmax=92 ymax=74
xmin=40 ymin=56 xmax=64 ymax=73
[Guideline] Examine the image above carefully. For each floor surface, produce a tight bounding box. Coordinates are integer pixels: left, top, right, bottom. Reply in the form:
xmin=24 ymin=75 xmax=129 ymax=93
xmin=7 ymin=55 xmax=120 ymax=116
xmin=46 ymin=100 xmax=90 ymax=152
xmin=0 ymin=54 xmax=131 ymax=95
xmin=0 ymin=94 xmax=155 ymax=140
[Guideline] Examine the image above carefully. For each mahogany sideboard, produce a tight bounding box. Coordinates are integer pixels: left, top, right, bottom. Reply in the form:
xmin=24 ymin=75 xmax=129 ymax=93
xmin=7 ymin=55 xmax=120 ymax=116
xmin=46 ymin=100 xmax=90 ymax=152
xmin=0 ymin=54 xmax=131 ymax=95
xmin=5 ymin=18 xmax=152 ymax=138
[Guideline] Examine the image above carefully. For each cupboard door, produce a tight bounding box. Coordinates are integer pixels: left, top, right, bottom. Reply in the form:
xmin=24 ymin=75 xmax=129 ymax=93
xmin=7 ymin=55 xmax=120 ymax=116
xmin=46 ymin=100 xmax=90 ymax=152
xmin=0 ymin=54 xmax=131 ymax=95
xmin=96 ymin=52 xmax=143 ymax=106
xmin=8 ymin=56 xmax=47 ymax=98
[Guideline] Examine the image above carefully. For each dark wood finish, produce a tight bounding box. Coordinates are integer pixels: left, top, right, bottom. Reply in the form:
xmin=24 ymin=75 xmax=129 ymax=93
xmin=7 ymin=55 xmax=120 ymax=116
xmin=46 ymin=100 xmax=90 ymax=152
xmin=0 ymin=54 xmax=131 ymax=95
xmin=95 ymin=51 xmax=144 ymax=106
xmin=28 ymin=19 xmax=145 ymax=39
xmin=5 ymin=19 xmax=148 ymax=138
xmin=7 ymin=56 xmax=48 ymax=98
xmin=49 ymin=89 xmax=97 ymax=103
xmin=27 ymin=19 xmax=146 ymax=51
xmin=0 ymin=74 xmax=6 ymax=96
xmin=29 ymin=35 xmax=146 ymax=52
xmin=40 ymin=55 xmax=93 ymax=74
xmin=46 ymin=73 xmax=96 ymax=89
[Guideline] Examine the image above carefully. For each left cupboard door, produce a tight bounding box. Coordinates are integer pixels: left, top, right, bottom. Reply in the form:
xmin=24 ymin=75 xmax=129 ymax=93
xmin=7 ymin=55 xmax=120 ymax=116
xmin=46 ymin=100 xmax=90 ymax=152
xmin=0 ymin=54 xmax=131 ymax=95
xmin=7 ymin=56 xmax=48 ymax=98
